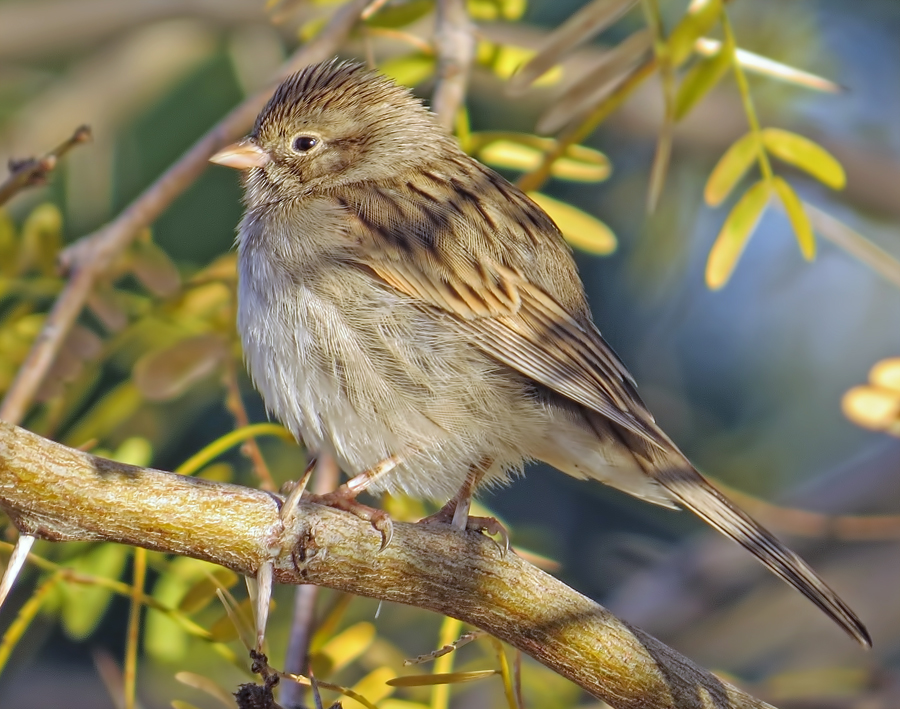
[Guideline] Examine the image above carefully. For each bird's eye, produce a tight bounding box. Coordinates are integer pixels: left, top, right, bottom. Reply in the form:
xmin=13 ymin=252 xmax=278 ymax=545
xmin=292 ymin=136 xmax=318 ymax=153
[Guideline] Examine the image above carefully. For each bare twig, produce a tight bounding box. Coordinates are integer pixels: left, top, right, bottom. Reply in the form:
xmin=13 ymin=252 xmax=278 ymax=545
xmin=0 ymin=420 xmax=777 ymax=709
xmin=0 ymin=0 xmax=369 ymax=427
xmin=718 ymin=479 xmax=900 ymax=542
xmin=0 ymin=125 xmax=91 ymax=207
xmin=280 ymin=455 xmax=339 ymax=708
xmin=224 ymin=355 xmax=277 ymax=492
xmin=804 ymin=201 xmax=900 ymax=290
xmin=431 ymin=0 xmax=475 ymax=130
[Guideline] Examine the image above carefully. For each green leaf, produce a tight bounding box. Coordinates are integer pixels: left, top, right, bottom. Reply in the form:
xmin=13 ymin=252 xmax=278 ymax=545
xmin=387 ymin=670 xmax=498 ymax=686
xmin=527 ymin=192 xmax=617 ymax=255
xmin=668 ymin=0 xmax=722 ymax=67
xmin=772 ymin=176 xmax=815 ymax=260
xmin=146 ymin=557 xmax=223 ymax=661
xmin=704 ymin=131 xmax=758 ymax=207
xmin=131 ymin=237 xmax=181 ymax=297
xmin=63 ymin=381 xmax=143 ymax=448
xmin=60 ymin=544 xmax=129 ymax=640
xmin=706 ymin=179 xmax=770 ymax=290
xmin=17 ymin=203 xmax=62 ymax=276
xmin=364 ymin=0 xmax=433 ymax=27
xmin=132 ymin=333 xmax=228 ymax=402
xmin=0 ymin=210 xmax=17 ymax=277
xmin=761 ymin=128 xmax=846 ymax=189
xmin=379 ymin=54 xmax=436 ymax=88
xmin=674 ymin=40 xmax=732 ymax=121
xmin=175 ymin=672 xmax=236 ymax=708
xmin=208 ymin=597 xmax=254 ymax=643
xmin=178 ymin=569 xmax=239 ymax=614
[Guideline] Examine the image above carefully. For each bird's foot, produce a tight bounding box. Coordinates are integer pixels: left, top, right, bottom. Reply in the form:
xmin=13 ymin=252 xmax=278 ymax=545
xmin=419 ymin=502 xmax=509 ymax=556
xmin=307 ymin=487 xmax=394 ymax=551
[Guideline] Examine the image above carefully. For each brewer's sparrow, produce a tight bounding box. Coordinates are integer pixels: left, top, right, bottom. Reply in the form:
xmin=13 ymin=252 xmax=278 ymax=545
xmin=211 ymin=60 xmax=869 ymax=646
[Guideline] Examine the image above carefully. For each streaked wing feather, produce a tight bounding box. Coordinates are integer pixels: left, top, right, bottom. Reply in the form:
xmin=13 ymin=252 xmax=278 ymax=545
xmin=343 ymin=174 xmax=871 ymax=646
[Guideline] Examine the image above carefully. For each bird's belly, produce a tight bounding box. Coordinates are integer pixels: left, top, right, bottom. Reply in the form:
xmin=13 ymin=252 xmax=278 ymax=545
xmin=238 ymin=272 xmax=535 ymax=500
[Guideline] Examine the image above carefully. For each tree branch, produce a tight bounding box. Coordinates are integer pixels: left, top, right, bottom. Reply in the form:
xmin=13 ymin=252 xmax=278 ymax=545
xmin=0 ymin=0 xmax=369 ymax=426
xmin=0 ymin=420 xmax=776 ymax=709
xmin=0 ymin=124 xmax=92 ymax=207
xmin=431 ymin=0 xmax=475 ymax=130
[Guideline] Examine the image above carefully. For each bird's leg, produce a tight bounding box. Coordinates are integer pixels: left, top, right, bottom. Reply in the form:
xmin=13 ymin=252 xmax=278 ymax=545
xmin=419 ymin=459 xmax=508 ymax=553
xmin=305 ymin=455 xmax=401 ymax=550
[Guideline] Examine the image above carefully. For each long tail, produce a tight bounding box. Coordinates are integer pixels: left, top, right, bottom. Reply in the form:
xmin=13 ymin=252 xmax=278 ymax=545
xmin=641 ymin=442 xmax=871 ymax=647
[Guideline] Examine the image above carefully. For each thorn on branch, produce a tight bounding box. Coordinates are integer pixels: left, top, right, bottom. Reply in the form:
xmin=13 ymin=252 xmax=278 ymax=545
xmin=0 ymin=125 xmax=92 ymax=207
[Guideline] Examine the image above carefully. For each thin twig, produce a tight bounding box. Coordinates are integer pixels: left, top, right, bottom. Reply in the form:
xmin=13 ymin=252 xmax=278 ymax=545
xmin=224 ymin=355 xmax=277 ymax=492
xmin=0 ymin=0 xmax=370 ymax=426
xmin=431 ymin=0 xmax=475 ymax=130
xmin=804 ymin=201 xmax=900 ymax=290
xmin=0 ymin=125 xmax=91 ymax=207
xmin=280 ymin=455 xmax=339 ymax=708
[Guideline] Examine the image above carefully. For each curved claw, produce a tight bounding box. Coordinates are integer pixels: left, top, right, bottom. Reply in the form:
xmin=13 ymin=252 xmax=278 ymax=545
xmin=468 ymin=516 xmax=509 ymax=557
xmin=376 ymin=515 xmax=394 ymax=552
xmin=308 ymin=489 xmax=394 ymax=553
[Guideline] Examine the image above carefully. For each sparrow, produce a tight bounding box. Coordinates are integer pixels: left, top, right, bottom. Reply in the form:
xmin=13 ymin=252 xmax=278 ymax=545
xmin=211 ymin=59 xmax=870 ymax=647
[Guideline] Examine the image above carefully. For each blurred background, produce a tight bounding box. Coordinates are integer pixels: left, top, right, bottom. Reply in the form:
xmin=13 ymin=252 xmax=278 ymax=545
xmin=1 ymin=0 xmax=899 ymax=707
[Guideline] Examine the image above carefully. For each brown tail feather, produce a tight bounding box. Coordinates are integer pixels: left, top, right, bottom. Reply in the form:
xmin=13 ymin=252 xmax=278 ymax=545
xmin=644 ymin=446 xmax=871 ymax=647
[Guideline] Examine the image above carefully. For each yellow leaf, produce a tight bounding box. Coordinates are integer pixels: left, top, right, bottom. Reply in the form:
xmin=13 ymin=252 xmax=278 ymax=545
xmin=477 ymin=135 xmax=610 ymax=182
xmin=344 ymin=668 xmax=397 ymax=709
xmin=869 ymin=359 xmax=900 ymax=393
xmin=497 ymin=0 xmax=526 ymax=21
xmin=387 ymin=670 xmax=498 ymax=687
xmin=762 ymin=128 xmax=846 ymax=189
xmin=705 ymin=180 xmax=769 ymax=290
xmin=704 ymin=132 xmax=758 ymax=207
xmin=298 ymin=16 xmax=327 ymax=42
xmin=527 ymin=192 xmax=616 ymax=255
xmin=482 ymin=45 xmax=562 ymax=86
xmin=197 ymin=462 xmax=234 ymax=482
xmin=313 ymin=622 xmax=376 ymax=676
xmin=842 ymin=386 xmax=900 ymax=435
xmin=379 ymin=54 xmax=436 ymax=87
xmin=771 ymin=177 xmax=815 ymax=260
xmin=674 ymin=41 xmax=731 ymax=121
xmin=380 ymin=701 xmax=431 ymax=709
xmin=668 ymin=0 xmax=722 ymax=67
xmin=467 ymin=0 xmax=498 ymax=20
xmin=111 ymin=437 xmax=153 ymax=467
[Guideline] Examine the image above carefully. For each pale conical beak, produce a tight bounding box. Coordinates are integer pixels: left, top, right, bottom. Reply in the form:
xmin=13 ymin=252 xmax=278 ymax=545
xmin=210 ymin=140 xmax=270 ymax=170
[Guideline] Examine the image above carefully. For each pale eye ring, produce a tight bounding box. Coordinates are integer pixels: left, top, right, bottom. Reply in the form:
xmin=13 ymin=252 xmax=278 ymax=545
xmin=292 ymin=135 xmax=318 ymax=153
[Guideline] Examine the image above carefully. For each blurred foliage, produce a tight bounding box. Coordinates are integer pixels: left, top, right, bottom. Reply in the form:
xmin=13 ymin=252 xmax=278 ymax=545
xmin=1 ymin=0 xmax=900 ymax=707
